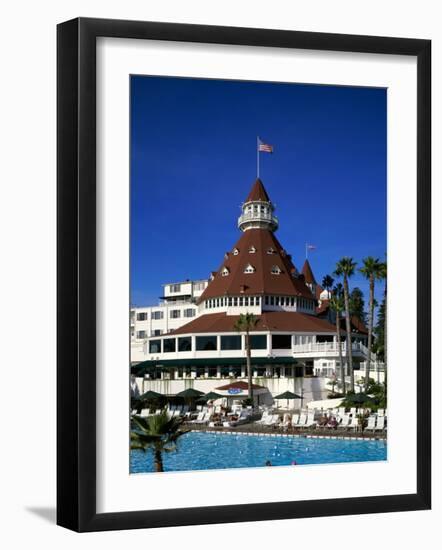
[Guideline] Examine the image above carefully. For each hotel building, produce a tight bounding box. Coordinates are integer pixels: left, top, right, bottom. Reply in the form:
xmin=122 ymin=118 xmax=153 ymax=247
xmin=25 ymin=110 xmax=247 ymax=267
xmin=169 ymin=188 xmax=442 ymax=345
xmin=131 ymin=179 xmax=380 ymax=402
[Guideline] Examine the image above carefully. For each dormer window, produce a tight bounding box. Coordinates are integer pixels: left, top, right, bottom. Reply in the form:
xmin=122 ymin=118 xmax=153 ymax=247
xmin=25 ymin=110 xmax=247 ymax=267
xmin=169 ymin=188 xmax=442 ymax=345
xmin=248 ymin=246 xmax=256 ymax=253
xmin=271 ymin=265 xmax=282 ymax=275
xmin=267 ymin=247 xmax=276 ymax=254
xmin=244 ymin=264 xmax=256 ymax=274
xmin=233 ymin=247 xmax=239 ymax=255
xmin=221 ymin=267 xmax=230 ymax=277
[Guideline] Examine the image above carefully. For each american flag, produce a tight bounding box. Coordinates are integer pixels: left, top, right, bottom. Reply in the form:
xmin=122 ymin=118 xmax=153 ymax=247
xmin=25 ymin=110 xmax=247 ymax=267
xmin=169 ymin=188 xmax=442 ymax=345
xmin=306 ymin=244 xmax=317 ymax=250
xmin=258 ymin=140 xmax=274 ymax=153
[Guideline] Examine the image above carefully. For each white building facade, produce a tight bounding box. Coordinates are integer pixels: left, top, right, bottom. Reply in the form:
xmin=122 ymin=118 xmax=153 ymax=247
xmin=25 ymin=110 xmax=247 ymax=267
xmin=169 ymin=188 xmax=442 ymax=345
xmin=131 ymin=179 xmax=383 ymax=402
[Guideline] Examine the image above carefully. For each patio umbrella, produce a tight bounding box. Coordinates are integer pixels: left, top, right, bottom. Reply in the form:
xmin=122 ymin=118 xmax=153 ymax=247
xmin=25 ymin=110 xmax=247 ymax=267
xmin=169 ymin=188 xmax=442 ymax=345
xmin=132 ymin=389 xmax=165 ymax=413
xmin=196 ymin=391 xmax=224 ymax=403
xmin=345 ymin=393 xmax=374 ymax=406
xmin=175 ymin=388 xmax=205 ymax=398
xmin=139 ymin=390 xmax=164 ymax=401
xmin=274 ymin=390 xmax=302 ymax=409
xmin=176 ymin=388 xmax=205 ymax=411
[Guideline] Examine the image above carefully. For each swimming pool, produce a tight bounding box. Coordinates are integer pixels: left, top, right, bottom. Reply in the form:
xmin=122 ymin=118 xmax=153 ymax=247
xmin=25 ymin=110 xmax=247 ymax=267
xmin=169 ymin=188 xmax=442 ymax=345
xmin=130 ymin=431 xmax=387 ymax=473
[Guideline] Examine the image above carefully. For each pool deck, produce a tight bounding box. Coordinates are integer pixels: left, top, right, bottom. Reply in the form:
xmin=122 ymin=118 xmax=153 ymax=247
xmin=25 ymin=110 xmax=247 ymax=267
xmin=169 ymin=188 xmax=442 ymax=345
xmin=185 ymin=422 xmax=387 ymax=441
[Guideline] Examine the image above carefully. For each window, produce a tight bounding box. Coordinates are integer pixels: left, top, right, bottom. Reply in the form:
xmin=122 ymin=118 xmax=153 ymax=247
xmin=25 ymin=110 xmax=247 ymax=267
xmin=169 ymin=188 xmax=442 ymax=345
xmin=290 ymin=297 xmax=295 ymax=306
xmin=221 ymin=335 xmax=242 ymax=350
xmin=149 ymin=340 xmax=162 ymax=353
xmin=248 ymin=246 xmax=256 ymax=253
xmin=270 ymin=296 xmax=274 ymax=305
xmin=184 ymin=308 xmax=195 ymax=318
xmin=136 ymin=330 xmax=147 ymax=339
xmin=250 ymin=296 xmax=254 ymax=306
xmin=244 ymin=263 xmax=255 ymax=273
xmin=244 ymin=297 xmax=249 ymax=306
xmin=137 ymin=312 xmax=148 ymax=321
xmin=152 ymin=329 xmax=162 ymax=336
xmin=228 ymin=297 xmax=233 ymax=306
xmin=233 ymin=297 xmax=238 ymax=306
xmin=196 ymin=336 xmax=217 ymax=351
xmin=271 ymin=265 xmax=281 ymax=275
xmin=232 ymin=247 xmax=239 ymax=255
xmin=265 ymin=296 xmax=269 ymax=305
xmin=151 ymin=311 xmax=163 ymax=320
xmin=256 ymin=297 xmax=261 ymax=305
xmin=170 ymin=284 xmax=181 ymax=293
xmin=163 ymin=338 xmax=176 ymax=353
xmin=250 ymin=334 xmax=267 ymax=349
xmin=272 ymin=334 xmax=291 ymax=349
xmin=194 ymin=281 xmax=206 ymax=291
xmin=178 ymin=337 xmax=192 ymax=352
xmin=170 ymin=310 xmax=181 ymax=319
xmin=267 ymin=247 xmax=276 ymax=254
xmin=239 ymin=297 xmax=243 ymax=306
xmin=221 ymin=267 xmax=230 ymax=276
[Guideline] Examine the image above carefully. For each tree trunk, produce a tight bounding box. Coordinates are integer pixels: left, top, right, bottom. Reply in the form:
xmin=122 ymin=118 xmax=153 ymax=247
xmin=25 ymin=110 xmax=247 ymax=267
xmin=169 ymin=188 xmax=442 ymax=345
xmin=343 ymin=275 xmax=354 ymax=392
xmin=336 ymin=310 xmax=346 ymax=394
xmin=245 ymin=332 xmax=254 ymax=402
xmin=365 ymin=274 xmax=374 ymax=391
xmin=154 ymin=449 xmax=164 ymax=473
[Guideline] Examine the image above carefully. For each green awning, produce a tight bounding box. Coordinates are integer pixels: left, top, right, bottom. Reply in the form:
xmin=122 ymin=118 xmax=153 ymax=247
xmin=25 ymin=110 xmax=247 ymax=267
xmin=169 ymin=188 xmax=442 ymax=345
xmin=131 ymin=356 xmax=297 ymax=376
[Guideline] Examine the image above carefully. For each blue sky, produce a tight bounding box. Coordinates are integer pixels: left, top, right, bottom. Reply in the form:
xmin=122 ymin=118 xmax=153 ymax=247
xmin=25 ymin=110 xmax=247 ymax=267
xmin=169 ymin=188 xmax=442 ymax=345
xmin=131 ymin=76 xmax=386 ymax=311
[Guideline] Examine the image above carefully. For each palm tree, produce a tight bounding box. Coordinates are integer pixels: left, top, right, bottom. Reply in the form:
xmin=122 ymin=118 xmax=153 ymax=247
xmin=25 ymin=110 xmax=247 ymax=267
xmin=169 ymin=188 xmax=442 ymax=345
xmin=130 ymin=410 xmax=188 ymax=472
xmin=360 ymin=257 xmax=383 ymax=391
xmin=321 ymin=274 xmax=334 ymax=323
xmin=321 ymin=275 xmax=334 ymax=299
xmin=334 ymin=257 xmax=357 ymax=393
xmin=330 ymin=290 xmax=346 ymax=394
xmin=234 ymin=313 xmax=258 ymax=401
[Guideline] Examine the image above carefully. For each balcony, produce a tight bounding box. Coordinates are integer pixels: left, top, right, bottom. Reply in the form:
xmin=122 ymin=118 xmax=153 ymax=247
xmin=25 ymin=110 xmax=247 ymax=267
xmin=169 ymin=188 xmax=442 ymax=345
xmin=238 ymin=211 xmax=278 ymax=231
xmin=292 ymin=342 xmax=376 ymax=361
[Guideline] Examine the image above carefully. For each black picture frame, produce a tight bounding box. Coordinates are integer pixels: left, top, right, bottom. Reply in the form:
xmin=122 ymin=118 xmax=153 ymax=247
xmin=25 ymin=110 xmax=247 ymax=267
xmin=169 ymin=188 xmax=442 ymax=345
xmin=57 ymin=17 xmax=431 ymax=532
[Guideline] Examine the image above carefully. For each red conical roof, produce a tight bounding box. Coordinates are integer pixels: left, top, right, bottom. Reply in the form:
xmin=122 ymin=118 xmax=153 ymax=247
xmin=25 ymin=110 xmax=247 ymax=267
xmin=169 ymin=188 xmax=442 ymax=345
xmin=198 ymin=228 xmax=313 ymax=302
xmin=245 ymin=178 xmax=271 ymax=202
xmin=302 ymin=259 xmax=317 ymax=285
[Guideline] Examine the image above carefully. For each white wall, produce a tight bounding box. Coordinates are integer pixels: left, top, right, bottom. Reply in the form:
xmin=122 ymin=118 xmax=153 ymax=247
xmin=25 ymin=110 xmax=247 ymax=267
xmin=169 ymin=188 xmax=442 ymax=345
xmin=0 ymin=0 xmax=440 ymax=548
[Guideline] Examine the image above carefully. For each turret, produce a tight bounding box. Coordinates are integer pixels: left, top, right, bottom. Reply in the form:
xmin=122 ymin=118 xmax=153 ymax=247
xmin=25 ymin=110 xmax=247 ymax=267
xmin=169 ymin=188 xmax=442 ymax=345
xmin=238 ymin=179 xmax=278 ymax=232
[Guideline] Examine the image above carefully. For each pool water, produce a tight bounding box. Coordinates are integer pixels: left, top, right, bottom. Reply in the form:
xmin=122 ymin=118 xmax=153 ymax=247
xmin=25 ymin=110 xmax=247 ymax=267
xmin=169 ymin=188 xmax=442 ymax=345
xmin=130 ymin=431 xmax=387 ymax=474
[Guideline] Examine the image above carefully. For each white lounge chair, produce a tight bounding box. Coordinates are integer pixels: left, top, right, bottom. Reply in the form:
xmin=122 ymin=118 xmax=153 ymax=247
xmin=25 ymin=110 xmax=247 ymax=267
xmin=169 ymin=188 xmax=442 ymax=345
xmin=294 ymin=414 xmax=307 ymax=429
xmin=374 ymin=416 xmax=386 ymax=432
xmin=256 ymin=411 xmax=271 ymax=425
xmin=303 ymin=413 xmax=317 ymax=430
xmin=347 ymin=416 xmax=360 ymax=431
xmin=366 ymin=416 xmax=377 ymax=431
xmin=338 ymin=415 xmax=351 ymax=429
xmin=189 ymin=412 xmax=206 ymax=424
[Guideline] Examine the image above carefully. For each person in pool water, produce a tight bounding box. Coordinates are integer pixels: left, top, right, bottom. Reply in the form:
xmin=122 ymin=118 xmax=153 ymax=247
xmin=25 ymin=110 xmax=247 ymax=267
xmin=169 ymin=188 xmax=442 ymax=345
xmin=265 ymin=460 xmax=272 ymax=466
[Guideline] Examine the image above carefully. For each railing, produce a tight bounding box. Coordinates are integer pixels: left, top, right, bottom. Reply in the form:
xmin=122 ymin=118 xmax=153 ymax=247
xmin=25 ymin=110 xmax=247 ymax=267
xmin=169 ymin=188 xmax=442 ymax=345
xmin=238 ymin=212 xmax=278 ymax=227
xmin=292 ymin=341 xmax=376 ymax=360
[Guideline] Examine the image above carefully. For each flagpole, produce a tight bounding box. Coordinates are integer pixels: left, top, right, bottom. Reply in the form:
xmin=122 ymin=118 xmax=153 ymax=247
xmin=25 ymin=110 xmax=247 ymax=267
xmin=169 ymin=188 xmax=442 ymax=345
xmin=257 ymin=136 xmax=260 ymax=178
xmin=305 ymin=242 xmax=308 ymax=260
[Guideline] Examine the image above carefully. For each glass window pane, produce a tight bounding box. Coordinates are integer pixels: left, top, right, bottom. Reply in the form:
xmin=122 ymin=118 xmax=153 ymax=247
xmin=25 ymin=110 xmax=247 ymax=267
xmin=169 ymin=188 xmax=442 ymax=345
xmin=250 ymin=335 xmax=267 ymax=349
xmin=163 ymin=338 xmax=176 ymax=353
xmin=271 ymin=334 xmax=291 ymax=349
xmin=221 ymin=335 xmax=242 ymax=350
xmin=196 ymin=336 xmax=217 ymax=351
xmin=178 ymin=337 xmax=192 ymax=352
xmin=149 ymin=340 xmax=162 ymax=353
